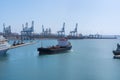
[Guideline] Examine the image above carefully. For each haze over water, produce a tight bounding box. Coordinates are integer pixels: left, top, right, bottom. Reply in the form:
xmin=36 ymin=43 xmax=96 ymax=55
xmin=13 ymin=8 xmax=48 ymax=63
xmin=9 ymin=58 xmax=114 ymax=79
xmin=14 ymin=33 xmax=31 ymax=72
xmin=0 ymin=39 xmax=120 ymax=80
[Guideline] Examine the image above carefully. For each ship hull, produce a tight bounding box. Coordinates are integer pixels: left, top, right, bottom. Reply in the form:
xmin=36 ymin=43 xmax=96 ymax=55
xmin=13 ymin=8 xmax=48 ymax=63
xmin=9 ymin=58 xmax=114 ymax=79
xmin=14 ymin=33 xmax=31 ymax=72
xmin=0 ymin=48 xmax=9 ymax=55
xmin=113 ymin=50 xmax=120 ymax=55
xmin=38 ymin=46 xmax=72 ymax=55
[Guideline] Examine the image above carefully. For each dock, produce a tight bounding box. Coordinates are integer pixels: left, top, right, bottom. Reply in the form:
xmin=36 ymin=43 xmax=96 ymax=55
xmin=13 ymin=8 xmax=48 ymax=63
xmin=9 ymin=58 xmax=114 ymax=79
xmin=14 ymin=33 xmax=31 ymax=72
xmin=10 ymin=41 xmax=36 ymax=49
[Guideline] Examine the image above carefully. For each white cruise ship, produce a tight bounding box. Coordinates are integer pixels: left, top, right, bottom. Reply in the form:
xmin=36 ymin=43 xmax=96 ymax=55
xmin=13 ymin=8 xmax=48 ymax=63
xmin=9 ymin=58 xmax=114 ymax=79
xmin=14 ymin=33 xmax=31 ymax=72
xmin=0 ymin=35 xmax=11 ymax=55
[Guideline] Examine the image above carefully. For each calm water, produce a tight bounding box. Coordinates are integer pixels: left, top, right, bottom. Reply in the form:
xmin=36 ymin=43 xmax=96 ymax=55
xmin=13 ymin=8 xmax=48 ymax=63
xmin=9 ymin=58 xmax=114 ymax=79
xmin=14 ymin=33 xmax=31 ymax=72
xmin=0 ymin=39 xmax=120 ymax=80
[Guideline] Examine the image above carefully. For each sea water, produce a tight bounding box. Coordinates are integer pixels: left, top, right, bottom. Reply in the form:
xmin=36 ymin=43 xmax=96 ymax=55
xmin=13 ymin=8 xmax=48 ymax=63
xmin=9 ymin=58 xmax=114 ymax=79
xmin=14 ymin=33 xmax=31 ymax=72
xmin=0 ymin=39 xmax=120 ymax=80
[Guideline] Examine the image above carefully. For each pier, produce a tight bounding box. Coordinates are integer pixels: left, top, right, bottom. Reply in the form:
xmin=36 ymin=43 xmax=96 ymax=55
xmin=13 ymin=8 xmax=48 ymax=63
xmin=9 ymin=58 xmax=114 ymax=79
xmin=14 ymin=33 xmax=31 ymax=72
xmin=10 ymin=41 xmax=36 ymax=49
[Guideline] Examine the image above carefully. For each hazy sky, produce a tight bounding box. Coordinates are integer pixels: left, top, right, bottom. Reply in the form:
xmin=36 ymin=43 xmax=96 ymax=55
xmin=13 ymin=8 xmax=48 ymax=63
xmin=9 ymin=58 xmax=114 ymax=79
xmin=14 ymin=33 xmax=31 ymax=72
xmin=0 ymin=0 xmax=120 ymax=35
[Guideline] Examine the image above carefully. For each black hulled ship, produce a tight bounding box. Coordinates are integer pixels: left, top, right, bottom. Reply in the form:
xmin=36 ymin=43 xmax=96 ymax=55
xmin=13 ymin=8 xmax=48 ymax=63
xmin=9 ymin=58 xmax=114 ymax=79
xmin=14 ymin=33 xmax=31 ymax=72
xmin=37 ymin=38 xmax=72 ymax=55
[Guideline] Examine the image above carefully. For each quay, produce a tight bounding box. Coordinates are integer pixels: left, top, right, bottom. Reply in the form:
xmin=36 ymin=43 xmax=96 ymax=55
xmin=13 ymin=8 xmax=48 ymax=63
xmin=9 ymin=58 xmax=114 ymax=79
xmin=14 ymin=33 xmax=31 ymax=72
xmin=10 ymin=41 xmax=36 ymax=49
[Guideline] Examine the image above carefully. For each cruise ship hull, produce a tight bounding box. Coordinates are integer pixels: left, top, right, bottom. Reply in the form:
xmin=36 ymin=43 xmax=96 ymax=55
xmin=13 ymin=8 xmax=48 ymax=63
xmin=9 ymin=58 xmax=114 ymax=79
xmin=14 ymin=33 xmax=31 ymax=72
xmin=0 ymin=48 xmax=9 ymax=55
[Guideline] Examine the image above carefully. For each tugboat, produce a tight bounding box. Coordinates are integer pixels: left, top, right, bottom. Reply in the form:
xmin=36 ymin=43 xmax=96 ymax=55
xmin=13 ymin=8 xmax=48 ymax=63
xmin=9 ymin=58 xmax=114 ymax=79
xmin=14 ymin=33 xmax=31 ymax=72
xmin=113 ymin=43 xmax=120 ymax=55
xmin=113 ymin=43 xmax=120 ymax=58
xmin=37 ymin=38 xmax=72 ymax=55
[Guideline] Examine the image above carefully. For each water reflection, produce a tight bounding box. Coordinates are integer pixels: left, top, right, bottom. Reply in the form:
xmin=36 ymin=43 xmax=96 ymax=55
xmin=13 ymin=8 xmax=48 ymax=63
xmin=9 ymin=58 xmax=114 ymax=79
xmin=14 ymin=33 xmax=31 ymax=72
xmin=0 ymin=53 xmax=9 ymax=61
xmin=0 ymin=39 xmax=120 ymax=80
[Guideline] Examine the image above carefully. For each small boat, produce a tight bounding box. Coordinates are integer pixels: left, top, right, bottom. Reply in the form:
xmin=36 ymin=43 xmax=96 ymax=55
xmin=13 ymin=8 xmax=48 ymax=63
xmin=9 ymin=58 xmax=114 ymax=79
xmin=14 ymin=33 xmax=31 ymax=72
xmin=0 ymin=35 xmax=11 ymax=55
xmin=12 ymin=40 xmax=24 ymax=46
xmin=10 ymin=41 xmax=36 ymax=49
xmin=37 ymin=38 xmax=72 ymax=55
xmin=113 ymin=43 xmax=120 ymax=55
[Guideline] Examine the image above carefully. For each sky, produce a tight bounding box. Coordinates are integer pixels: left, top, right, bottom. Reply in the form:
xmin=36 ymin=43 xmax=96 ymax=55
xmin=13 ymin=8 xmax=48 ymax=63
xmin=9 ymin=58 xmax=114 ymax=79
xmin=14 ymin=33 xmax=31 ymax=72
xmin=0 ymin=0 xmax=120 ymax=35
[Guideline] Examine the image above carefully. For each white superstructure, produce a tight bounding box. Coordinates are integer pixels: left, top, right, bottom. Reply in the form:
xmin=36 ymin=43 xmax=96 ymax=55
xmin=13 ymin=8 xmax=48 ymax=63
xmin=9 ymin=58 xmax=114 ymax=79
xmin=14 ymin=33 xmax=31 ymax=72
xmin=0 ymin=36 xmax=11 ymax=54
xmin=57 ymin=38 xmax=69 ymax=47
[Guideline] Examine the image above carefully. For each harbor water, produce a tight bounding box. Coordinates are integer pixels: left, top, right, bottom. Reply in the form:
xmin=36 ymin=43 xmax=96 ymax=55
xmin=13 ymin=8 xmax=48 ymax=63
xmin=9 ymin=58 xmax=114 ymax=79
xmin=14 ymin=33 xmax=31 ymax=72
xmin=0 ymin=39 xmax=120 ymax=80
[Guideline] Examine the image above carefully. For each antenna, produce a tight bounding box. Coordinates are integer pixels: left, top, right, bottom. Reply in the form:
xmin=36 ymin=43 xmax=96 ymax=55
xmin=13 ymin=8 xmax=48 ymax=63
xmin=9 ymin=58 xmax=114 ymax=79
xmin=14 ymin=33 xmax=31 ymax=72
xmin=22 ymin=24 xmax=24 ymax=28
xmin=26 ymin=22 xmax=28 ymax=28
xmin=49 ymin=28 xmax=51 ymax=33
xmin=8 ymin=25 xmax=11 ymax=33
xmin=31 ymin=21 xmax=34 ymax=27
xmin=3 ymin=23 xmax=5 ymax=33
xmin=62 ymin=22 xmax=65 ymax=31
xmin=31 ymin=21 xmax=34 ymax=32
xmin=42 ymin=25 xmax=44 ymax=32
xmin=22 ymin=24 xmax=24 ymax=30
xmin=3 ymin=23 xmax=5 ymax=28
xmin=75 ymin=23 xmax=78 ymax=32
